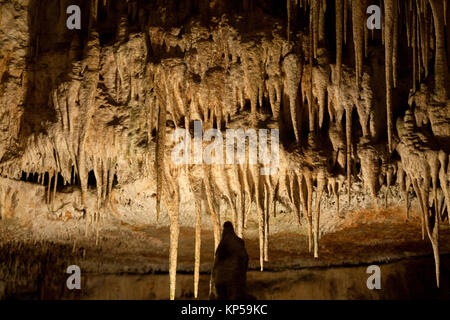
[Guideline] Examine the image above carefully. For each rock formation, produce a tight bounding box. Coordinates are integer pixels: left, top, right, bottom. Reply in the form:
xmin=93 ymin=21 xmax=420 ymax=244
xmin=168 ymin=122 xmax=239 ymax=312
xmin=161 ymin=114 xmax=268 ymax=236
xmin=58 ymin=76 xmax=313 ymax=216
xmin=0 ymin=0 xmax=449 ymax=298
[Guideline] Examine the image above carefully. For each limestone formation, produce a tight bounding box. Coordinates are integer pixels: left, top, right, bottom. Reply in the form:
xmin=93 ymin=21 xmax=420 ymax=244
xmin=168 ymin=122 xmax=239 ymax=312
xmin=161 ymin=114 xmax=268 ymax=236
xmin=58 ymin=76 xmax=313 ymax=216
xmin=0 ymin=0 xmax=449 ymax=298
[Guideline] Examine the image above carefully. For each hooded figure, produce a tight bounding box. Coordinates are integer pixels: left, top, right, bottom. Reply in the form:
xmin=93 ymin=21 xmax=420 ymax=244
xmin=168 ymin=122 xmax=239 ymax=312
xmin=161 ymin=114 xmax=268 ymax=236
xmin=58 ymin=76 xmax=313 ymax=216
xmin=210 ymin=221 xmax=249 ymax=300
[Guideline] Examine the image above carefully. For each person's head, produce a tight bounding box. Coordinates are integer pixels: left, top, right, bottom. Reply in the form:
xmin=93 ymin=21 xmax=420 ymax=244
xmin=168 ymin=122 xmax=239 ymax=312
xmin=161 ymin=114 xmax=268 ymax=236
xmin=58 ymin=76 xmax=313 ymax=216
xmin=222 ymin=221 xmax=234 ymax=235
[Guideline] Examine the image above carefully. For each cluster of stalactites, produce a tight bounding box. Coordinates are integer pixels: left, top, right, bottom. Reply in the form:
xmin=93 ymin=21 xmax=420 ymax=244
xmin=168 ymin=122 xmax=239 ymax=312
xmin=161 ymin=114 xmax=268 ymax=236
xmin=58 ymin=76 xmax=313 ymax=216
xmin=395 ymin=109 xmax=450 ymax=288
xmin=1 ymin=0 xmax=450 ymax=299
xmin=289 ymin=0 xmax=449 ymax=143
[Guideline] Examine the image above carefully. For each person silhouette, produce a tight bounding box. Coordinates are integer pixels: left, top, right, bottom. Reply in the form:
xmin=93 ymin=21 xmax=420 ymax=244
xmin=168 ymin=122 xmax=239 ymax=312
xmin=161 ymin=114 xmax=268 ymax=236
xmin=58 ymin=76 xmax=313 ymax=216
xmin=210 ymin=221 xmax=250 ymax=300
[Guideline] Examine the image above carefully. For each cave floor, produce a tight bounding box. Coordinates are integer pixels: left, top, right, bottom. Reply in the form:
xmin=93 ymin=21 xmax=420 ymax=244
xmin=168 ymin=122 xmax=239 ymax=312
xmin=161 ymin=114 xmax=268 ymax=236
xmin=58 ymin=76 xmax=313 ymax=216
xmin=1 ymin=205 xmax=449 ymax=274
xmin=1 ymin=205 xmax=450 ymax=299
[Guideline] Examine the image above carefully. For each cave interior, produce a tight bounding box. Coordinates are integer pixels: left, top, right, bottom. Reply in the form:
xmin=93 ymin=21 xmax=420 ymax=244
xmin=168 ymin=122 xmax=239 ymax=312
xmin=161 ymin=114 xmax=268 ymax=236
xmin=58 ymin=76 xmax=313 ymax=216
xmin=0 ymin=0 xmax=450 ymax=300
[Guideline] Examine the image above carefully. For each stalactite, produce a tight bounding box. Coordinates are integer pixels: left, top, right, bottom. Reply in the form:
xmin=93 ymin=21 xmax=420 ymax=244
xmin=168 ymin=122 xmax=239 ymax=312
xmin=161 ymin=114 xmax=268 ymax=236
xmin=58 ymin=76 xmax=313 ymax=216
xmin=107 ymin=160 xmax=115 ymax=205
xmin=412 ymin=176 xmax=440 ymax=288
xmin=423 ymin=5 xmax=430 ymax=77
xmin=429 ymin=0 xmax=449 ymax=102
xmin=203 ymin=165 xmax=220 ymax=250
xmin=364 ymin=0 xmax=369 ymax=59
xmin=237 ymin=165 xmax=246 ymax=238
xmin=314 ymin=170 xmax=325 ymax=258
xmin=95 ymin=210 xmax=100 ymax=246
xmin=344 ymin=0 xmax=348 ymax=45
xmin=305 ymin=169 xmax=313 ymax=252
xmin=194 ymin=195 xmax=201 ymax=299
xmin=102 ymin=160 xmax=108 ymax=202
xmin=385 ymin=0 xmax=395 ymax=153
xmin=79 ymin=26 xmax=100 ymax=236
xmin=405 ymin=1 xmax=411 ymax=49
xmin=287 ymin=0 xmax=291 ymax=42
xmin=155 ymin=96 xmax=166 ymax=223
xmin=330 ymin=177 xmax=339 ymax=215
xmin=263 ymin=183 xmax=269 ymax=262
xmin=47 ymin=170 xmax=54 ymax=204
xmin=352 ymin=0 xmax=365 ymax=86
xmin=346 ymin=106 xmax=352 ymax=203
xmin=438 ymin=152 xmax=450 ymax=226
xmin=319 ymin=0 xmax=327 ymax=46
xmin=417 ymin=7 xmax=422 ymax=84
xmin=398 ymin=165 xmax=409 ymax=221
xmin=428 ymin=153 xmax=441 ymax=288
xmin=283 ymin=54 xmax=302 ymax=141
xmin=312 ymin=0 xmax=320 ymax=59
xmin=393 ymin=0 xmax=399 ymax=88
xmin=445 ymin=0 xmax=448 ymax=25
xmin=163 ymin=166 xmax=180 ymax=300
xmin=411 ymin=178 xmax=426 ymax=240
xmin=308 ymin=10 xmax=314 ymax=132
xmin=252 ymin=165 xmax=264 ymax=272
xmin=52 ymin=171 xmax=58 ymax=211
xmin=384 ymin=164 xmax=394 ymax=209
xmin=93 ymin=157 xmax=102 ymax=211
xmin=412 ymin=3 xmax=417 ymax=92
xmin=298 ymin=171 xmax=308 ymax=222
xmin=336 ymin=0 xmax=343 ymax=86
xmin=292 ymin=172 xmax=302 ymax=225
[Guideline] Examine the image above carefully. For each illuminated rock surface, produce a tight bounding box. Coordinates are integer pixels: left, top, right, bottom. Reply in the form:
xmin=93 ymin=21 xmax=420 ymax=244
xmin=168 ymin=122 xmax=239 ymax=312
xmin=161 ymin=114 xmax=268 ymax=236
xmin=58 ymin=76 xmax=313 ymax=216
xmin=0 ymin=0 xmax=450 ymax=299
